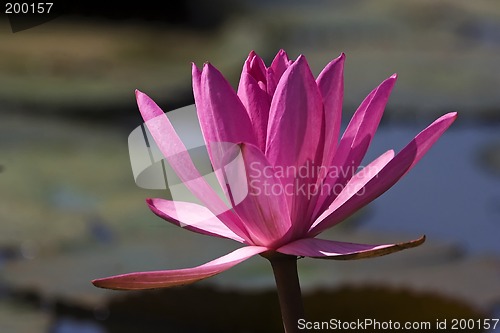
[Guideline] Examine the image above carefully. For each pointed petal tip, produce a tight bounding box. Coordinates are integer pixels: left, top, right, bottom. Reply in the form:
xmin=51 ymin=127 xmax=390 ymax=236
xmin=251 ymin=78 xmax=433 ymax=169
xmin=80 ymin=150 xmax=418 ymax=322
xmin=92 ymin=277 xmax=125 ymax=290
xmin=135 ymin=90 xmax=157 ymax=114
xmin=434 ymin=111 xmax=458 ymax=126
xmin=202 ymin=62 xmax=221 ymax=75
xmin=191 ymin=62 xmax=200 ymax=71
xmin=295 ymin=54 xmax=307 ymax=63
xmin=290 ymin=54 xmax=312 ymax=71
xmin=385 ymin=149 xmax=396 ymax=158
xmin=377 ymin=73 xmax=398 ymax=90
xmin=274 ymin=49 xmax=290 ymax=62
xmin=91 ymin=279 xmax=105 ymax=288
xmin=135 ymin=89 xmax=145 ymax=98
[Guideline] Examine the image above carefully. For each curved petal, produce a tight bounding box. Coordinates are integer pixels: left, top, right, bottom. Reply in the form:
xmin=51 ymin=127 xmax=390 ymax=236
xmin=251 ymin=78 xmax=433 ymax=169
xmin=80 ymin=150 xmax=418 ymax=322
xmin=136 ymin=90 xmax=251 ymax=242
xmin=270 ymin=49 xmax=291 ymax=80
xmin=196 ymin=63 xmax=258 ymax=169
xmin=313 ymin=149 xmax=395 ymax=228
xmin=147 ymin=198 xmax=245 ymax=243
xmin=316 ymin=53 xmax=345 ymax=167
xmin=243 ymin=51 xmax=267 ymax=84
xmin=237 ymin=72 xmax=271 ymax=151
xmin=192 ymin=63 xmax=203 ymax=108
xmin=277 ymin=236 xmax=425 ymax=260
xmin=266 ymin=55 xmax=324 ymax=228
xmin=266 ymin=49 xmax=292 ymax=96
xmin=221 ymin=143 xmax=292 ymax=246
xmin=92 ymin=246 xmax=267 ymax=290
xmin=309 ymin=112 xmax=458 ymax=236
xmin=313 ymin=74 xmax=397 ymax=218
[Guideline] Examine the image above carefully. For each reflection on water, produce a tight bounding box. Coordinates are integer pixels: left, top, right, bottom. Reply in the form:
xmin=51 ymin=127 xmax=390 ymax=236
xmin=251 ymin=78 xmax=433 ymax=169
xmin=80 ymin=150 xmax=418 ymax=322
xmin=359 ymin=122 xmax=500 ymax=255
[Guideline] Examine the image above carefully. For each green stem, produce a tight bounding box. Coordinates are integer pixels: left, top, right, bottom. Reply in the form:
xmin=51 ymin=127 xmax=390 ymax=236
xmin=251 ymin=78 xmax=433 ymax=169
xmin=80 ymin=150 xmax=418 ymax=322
xmin=263 ymin=252 xmax=306 ymax=333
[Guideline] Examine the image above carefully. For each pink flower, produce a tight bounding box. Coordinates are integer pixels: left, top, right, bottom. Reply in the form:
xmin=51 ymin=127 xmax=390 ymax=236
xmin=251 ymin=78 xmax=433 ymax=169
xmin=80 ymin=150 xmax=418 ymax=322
xmin=93 ymin=50 xmax=456 ymax=290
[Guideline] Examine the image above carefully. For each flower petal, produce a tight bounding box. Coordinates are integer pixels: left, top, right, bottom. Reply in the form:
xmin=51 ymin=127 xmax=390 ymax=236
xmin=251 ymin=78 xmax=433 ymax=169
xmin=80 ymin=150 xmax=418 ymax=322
xmin=92 ymin=246 xmax=267 ymax=290
xmin=316 ymin=53 xmax=345 ymax=166
xmin=196 ymin=63 xmax=258 ymax=170
xmin=309 ymin=112 xmax=458 ymax=236
xmin=237 ymin=72 xmax=271 ymax=151
xmin=334 ymin=74 xmax=397 ymax=180
xmin=221 ymin=143 xmax=292 ymax=246
xmin=147 ymin=198 xmax=245 ymax=243
xmin=313 ymin=149 xmax=395 ymax=228
xmin=136 ymin=90 xmax=251 ymax=242
xmin=243 ymin=51 xmax=267 ymax=84
xmin=313 ymin=75 xmax=397 ymax=219
xmin=266 ymin=49 xmax=292 ymax=96
xmin=277 ymin=236 xmax=425 ymax=260
xmin=266 ymin=55 xmax=324 ymax=227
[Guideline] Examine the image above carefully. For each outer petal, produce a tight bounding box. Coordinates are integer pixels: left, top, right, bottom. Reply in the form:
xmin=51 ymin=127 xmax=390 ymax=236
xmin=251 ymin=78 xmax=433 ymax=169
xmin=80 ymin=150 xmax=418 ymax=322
xmin=147 ymin=198 xmax=245 ymax=243
xmin=92 ymin=246 xmax=267 ymax=290
xmin=221 ymin=143 xmax=292 ymax=247
xmin=136 ymin=90 xmax=251 ymax=242
xmin=313 ymin=150 xmax=395 ymax=228
xmin=316 ymin=53 xmax=345 ymax=167
xmin=266 ymin=55 xmax=324 ymax=229
xmin=309 ymin=112 xmax=458 ymax=236
xmin=276 ymin=236 xmax=425 ymax=260
xmin=313 ymin=75 xmax=397 ymax=219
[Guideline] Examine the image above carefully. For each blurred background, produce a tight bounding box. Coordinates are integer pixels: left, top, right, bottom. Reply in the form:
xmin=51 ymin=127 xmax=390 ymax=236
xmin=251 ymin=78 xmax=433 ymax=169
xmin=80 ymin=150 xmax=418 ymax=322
xmin=1 ymin=1 xmax=499 ymax=332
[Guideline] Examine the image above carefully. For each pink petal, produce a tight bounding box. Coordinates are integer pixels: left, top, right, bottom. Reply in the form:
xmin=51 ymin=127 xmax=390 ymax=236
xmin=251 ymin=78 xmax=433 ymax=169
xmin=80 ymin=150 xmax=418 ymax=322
xmin=135 ymin=90 xmax=251 ymax=242
xmin=196 ymin=63 xmax=258 ymax=168
xmin=192 ymin=63 xmax=203 ymax=108
xmin=277 ymin=236 xmax=425 ymax=260
xmin=92 ymin=246 xmax=267 ymax=290
xmin=221 ymin=143 xmax=292 ymax=246
xmin=237 ymin=72 xmax=271 ymax=151
xmin=313 ymin=150 xmax=395 ymax=227
xmin=309 ymin=112 xmax=458 ymax=236
xmin=266 ymin=49 xmax=292 ymax=96
xmin=147 ymin=198 xmax=245 ymax=243
xmin=316 ymin=53 xmax=345 ymax=167
xmin=244 ymin=51 xmax=267 ymax=84
xmin=269 ymin=49 xmax=291 ymax=82
xmin=266 ymin=55 xmax=324 ymax=229
xmin=335 ymin=74 xmax=397 ymax=178
xmin=313 ymin=75 xmax=397 ymax=219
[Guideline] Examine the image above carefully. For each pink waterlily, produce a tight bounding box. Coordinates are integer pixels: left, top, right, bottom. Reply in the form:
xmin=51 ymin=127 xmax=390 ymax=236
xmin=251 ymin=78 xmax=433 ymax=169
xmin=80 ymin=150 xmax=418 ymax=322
xmin=93 ymin=50 xmax=456 ymax=290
